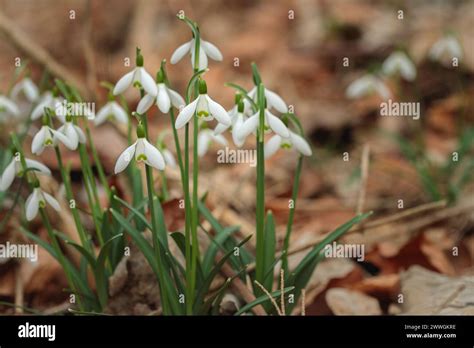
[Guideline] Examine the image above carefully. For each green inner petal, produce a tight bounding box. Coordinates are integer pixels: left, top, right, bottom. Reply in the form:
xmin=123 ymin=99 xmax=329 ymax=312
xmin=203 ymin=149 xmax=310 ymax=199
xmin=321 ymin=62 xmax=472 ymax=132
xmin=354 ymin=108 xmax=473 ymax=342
xmin=281 ymin=143 xmax=292 ymax=149
xmin=39 ymin=200 xmax=46 ymax=208
xmin=44 ymin=139 xmax=53 ymax=146
xmin=197 ymin=110 xmax=209 ymax=118
xmin=136 ymin=154 xmax=147 ymax=162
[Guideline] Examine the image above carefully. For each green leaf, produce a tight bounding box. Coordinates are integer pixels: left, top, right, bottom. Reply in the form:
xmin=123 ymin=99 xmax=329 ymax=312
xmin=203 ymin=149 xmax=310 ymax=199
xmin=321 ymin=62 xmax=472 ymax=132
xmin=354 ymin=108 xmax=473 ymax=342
xmin=262 ymin=212 xmax=276 ymax=292
xmin=202 ymin=225 xmax=240 ymax=276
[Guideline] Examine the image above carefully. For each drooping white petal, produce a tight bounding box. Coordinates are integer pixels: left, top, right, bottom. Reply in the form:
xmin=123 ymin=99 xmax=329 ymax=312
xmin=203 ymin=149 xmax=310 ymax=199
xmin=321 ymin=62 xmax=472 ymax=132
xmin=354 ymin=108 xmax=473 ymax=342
xmin=266 ymin=110 xmax=289 ymax=138
xmin=142 ymin=139 xmax=165 ymax=170
xmin=25 ymin=189 xmax=40 ymax=221
xmin=382 ymin=52 xmax=416 ymax=81
xmin=31 ymin=93 xmax=52 ymax=120
xmin=374 ymin=80 xmax=391 ymax=100
xmin=163 ymin=149 xmax=176 ymax=168
xmin=25 ymin=159 xmax=51 ymax=176
xmin=198 ymin=131 xmax=211 ymax=157
xmin=156 ymin=84 xmax=171 ymax=113
xmin=110 ymin=102 xmax=128 ymax=124
xmin=138 ymin=68 xmax=158 ymax=96
xmin=167 ymin=87 xmax=185 ymax=109
xmin=23 ymin=79 xmax=39 ymax=102
xmin=212 ymin=133 xmax=227 ymax=146
xmin=137 ymin=94 xmax=155 ymax=114
xmin=346 ymin=76 xmax=373 ymax=99
xmin=113 ymin=70 xmax=135 ymax=95
xmin=446 ymin=37 xmax=462 ymax=59
xmin=43 ymin=192 xmax=61 ymax=211
xmin=289 ymin=131 xmax=312 ymax=156
xmin=175 ymin=98 xmax=199 ymax=129
xmin=31 ymin=127 xmax=47 ymax=155
xmin=265 ymin=89 xmax=288 ymax=113
xmin=205 ymin=95 xmax=231 ymax=126
xmin=94 ymin=103 xmax=113 ymax=126
xmin=52 ymin=128 xmax=76 ymax=150
xmin=232 ymin=114 xmax=246 ymax=147
xmin=171 ymin=40 xmax=192 ymax=64
xmin=192 ymin=46 xmax=208 ymax=70
xmin=114 ymin=142 xmax=137 ymax=174
xmin=236 ymin=113 xmax=259 ymax=140
xmin=214 ymin=122 xmax=230 ymax=135
xmin=264 ymin=135 xmax=282 ymax=159
xmin=74 ymin=125 xmax=86 ymax=143
xmin=0 ymin=96 xmax=20 ymax=116
xmin=0 ymin=159 xmax=16 ymax=191
xmin=201 ymin=40 xmax=223 ymax=61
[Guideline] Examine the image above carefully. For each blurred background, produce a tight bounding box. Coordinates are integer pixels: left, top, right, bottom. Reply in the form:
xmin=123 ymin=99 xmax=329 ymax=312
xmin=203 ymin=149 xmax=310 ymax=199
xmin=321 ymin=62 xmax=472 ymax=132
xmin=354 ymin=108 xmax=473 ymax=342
xmin=0 ymin=0 xmax=473 ymax=315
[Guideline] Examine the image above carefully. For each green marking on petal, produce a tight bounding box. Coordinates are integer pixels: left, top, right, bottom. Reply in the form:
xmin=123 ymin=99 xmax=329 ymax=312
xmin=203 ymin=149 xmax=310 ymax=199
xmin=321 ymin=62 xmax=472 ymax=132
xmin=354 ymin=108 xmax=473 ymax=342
xmin=39 ymin=200 xmax=46 ymax=208
xmin=136 ymin=154 xmax=147 ymax=162
xmin=281 ymin=143 xmax=292 ymax=149
xmin=197 ymin=110 xmax=209 ymax=118
xmin=44 ymin=139 xmax=53 ymax=146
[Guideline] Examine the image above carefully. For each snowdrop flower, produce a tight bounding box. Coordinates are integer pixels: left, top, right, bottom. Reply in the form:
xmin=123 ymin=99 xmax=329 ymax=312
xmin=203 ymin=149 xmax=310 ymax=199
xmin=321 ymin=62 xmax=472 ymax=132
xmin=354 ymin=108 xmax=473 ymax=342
xmin=248 ymin=86 xmax=288 ymax=113
xmin=175 ymin=80 xmax=231 ymax=129
xmin=162 ymin=148 xmax=176 ymax=168
xmin=114 ymin=123 xmax=165 ymax=174
xmin=198 ymin=128 xmax=227 ymax=157
xmin=31 ymin=92 xmax=64 ymax=120
xmin=0 ymin=154 xmax=50 ymax=191
xmin=94 ymin=99 xmax=128 ymax=126
xmin=31 ymin=123 xmax=75 ymax=155
xmin=264 ymin=129 xmax=312 ymax=159
xmin=25 ymin=182 xmax=60 ymax=221
xmin=113 ymin=48 xmax=157 ymax=97
xmin=171 ymin=36 xmax=223 ymax=70
xmin=56 ymin=115 xmax=86 ymax=150
xmin=11 ymin=78 xmax=39 ymax=102
xmin=382 ymin=51 xmax=417 ymax=81
xmin=346 ymin=74 xmax=391 ymax=100
xmin=137 ymin=71 xmax=185 ymax=114
xmin=0 ymin=95 xmax=20 ymax=119
xmin=214 ymin=99 xmax=248 ymax=147
xmin=235 ymin=105 xmax=290 ymax=142
xmin=429 ymin=34 xmax=463 ymax=66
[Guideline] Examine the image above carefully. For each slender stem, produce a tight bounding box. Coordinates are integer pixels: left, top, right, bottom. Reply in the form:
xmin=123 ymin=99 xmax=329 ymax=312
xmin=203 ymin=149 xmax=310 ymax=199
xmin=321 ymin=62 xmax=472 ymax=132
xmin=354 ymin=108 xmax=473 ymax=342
xmin=159 ymin=170 xmax=169 ymax=201
xmin=281 ymin=156 xmax=303 ymax=273
xmin=184 ymin=123 xmax=193 ymax=314
xmin=84 ymin=122 xmax=110 ymax=196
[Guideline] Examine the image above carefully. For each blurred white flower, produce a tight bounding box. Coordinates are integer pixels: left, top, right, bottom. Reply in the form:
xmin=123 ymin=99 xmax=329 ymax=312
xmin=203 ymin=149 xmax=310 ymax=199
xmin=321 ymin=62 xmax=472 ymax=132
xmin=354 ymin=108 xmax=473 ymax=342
xmin=248 ymin=86 xmax=288 ymax=113
xmin=264 ymin=129 xmax=312 ymax=159
xmin=346 ymin=74 xmax=391 ymax=100
xmin=214 ymin=102 xmax=248 ymax=147
xmin=25 ymin=185 xmax=60 ymax=221
xmin=197 ymin=128 xmax=227 ymax=157
xmin=95 ymin=101 xmax=128 ymax=126
xmin=171 ymin=37 xmax=223 ymax=70
xmin=0 ymin=95 xmax=20 ymax=119
xmin=162 ymin=148 xmax=176 ymax=168
xmin=31 ymin=125 xmax=75 ymax=155
xmin=0 ymin=156 xmax=50 ymax=191
xmin=175 ymin=80 xmax=231 ymax=129
xmin=429 ymin=34 xmax=463 ymax=66
xmin=382 ymin=51 xmax=417 ymax=81
xmin=56 ymin=116 xmax=86 ymax=150
xmin=114 ymin=126 xmax=165 ymax=174
xmin=235 ymin=108 xmax=289 ymax=142
xmin=137 ymin=83 xmax=185 ymax=114
xmin=31 ymin=92 xmax=64 ymax=120
xmin=11 ymin=78 xmax=39 ymax=102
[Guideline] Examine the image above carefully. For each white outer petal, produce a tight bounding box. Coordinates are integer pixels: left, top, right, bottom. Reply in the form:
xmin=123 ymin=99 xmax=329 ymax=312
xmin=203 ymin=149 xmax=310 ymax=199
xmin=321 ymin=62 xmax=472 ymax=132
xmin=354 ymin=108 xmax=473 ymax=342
xmin=0 ymin=96 xmax=20 ymax=116
xmin=143 ymin=139 xmax=165 ymax=170
xmin=43 ymin=192 xmax=61 ymax=211
xmin=25 ymin=159 xmax=51 ymax=175
xmin=23 ymin=79 xmax=39 ymax=102
xmin=171 ymin=40 xmax=192 ymax=64
xmin=94 ymin=103 xmax=113 ymax=126
xmin=266 ymin=110 xmax=289 ymax=137
xmin=31 ymin=127 xmax=47 ymax=155
xmin=214 ymin=122 xmax=230 ymax=135
xmin=206 ymin=95 xmax=231 ymax=126
xmin=156 ymin=84 xmax=171 ymax=113
xmin=197 ymin=131 xmax=211 ymax=157
xmin=265 ymin=89 xmax=288 ymax=113
xmin=163 ymin=149 xmax=176 ymax=168
xmin=346 ymin=76 xmax=373 ymax=99
xmin=113 ymin=70 xmax=135 ymax=95
xmin=114 ymin=142 xmax=136 ymax=174
xmin=0 ymin=159 xmax=16 ymax=191
xmin=201 ymin=40 xmax=223 ymax=61
xmin=52 ymin=128 xmax=76 ymax=150
xmin=289 ymin=131 xmax=312 ymax=156
xmin=110 ymin=102 xmax=128 ymax=124
xmin=25 ymin=189 xmax=40 ymax=221
xmin=264 ymin=135 xmax=282 ymax=159
xmin=167 ymin=88 xmax=185 ymax=109
xmin=137 ymin=94 xmax=155 ymax=114
xmin=74 ymin=125 xmax=86 ymax=143
xmin=212 ymin=133 xmax=227 ymax=146
xmin=236 ymin=113 xmax=259 ymax=140
xmin=175 ymin=98 xmax=198 ymax=129
xmin=138 ymin=68 xmax=158 ymax=96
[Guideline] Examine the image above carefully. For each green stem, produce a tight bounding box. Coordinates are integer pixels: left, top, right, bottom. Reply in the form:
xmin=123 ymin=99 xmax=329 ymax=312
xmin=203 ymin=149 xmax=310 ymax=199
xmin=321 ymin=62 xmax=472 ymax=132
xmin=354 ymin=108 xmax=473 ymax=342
xmin=184 ymin=123 xmax=193 ymax=314
xmin=84 ymin=122 xmax=110 ymax=197
xmin=281 ymin=156 xmax=303 ymax=273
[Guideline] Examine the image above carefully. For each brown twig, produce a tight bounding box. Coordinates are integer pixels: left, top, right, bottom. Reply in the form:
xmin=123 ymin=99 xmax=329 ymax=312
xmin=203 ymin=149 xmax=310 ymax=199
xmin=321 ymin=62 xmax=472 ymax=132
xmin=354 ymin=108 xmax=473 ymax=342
xmin=301 ymin=289 xmax=306 ymax=316
xmin=14 ymin=263 xmax=23 ymax=314
xmin=356 ymin=144 xmax=370 ymax=215
xmin=254 ymin=280 xmax=282 ymax=316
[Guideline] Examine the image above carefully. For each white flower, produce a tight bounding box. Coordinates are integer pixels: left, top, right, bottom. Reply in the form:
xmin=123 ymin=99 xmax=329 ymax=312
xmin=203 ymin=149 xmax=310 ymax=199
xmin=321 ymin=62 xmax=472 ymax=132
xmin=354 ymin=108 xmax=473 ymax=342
xmin=31 ymin=125 xmax=75 ymax=155
xmin=137 ymin=83 xmax=185 ymax=114
xmin=31 ymin=92 xmax=64 ymax=120
xmin=162 ymin=148 xmax=176 ymax=168
xmin=346 ymin=74 xmax=391 ymax=100
xmin=235 ymin=108 xmax=289 ymax=141
xmin=175 ymin=81 xmax=231 ymax=129
xmin=429 ymin=35 xmax=463 ymax=66
xmin=94 ymin=101 xmax=128 ymax=126
xmin=264 ymin=129 xmax=312 ymax=159
xmin=114 ymin=133 xmax=165 ymax=174
xmin=248 ymin=86 xmax=288 ymax=113
xmin=0 ymin=95 xmax=20 ymax=119
xmin=382 ymin=52 xmax=417 ymax=81
xmin=197 ymin=128 xmax=227 ymax=157
xmin=25 ymin=186 xmax=60 ymax=221
xmin=113 ymin=67 xmax=157 ymax=97
xmin=171 ymin=38 xmax=223 ymax=70
xmin=56 ymin=117 xmax=86 ymax=150
xmin=11 ymin=78 xmax=39 ymax=102
xmin=214 ymin=106 xmax=248 ymax=147
xmin=0 ymin=156 xmax=50 ymax=191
